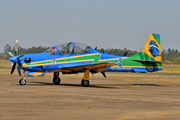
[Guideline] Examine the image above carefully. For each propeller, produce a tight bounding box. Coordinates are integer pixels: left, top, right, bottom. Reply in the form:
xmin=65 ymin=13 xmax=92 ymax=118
xmin=9 ymin=53 xmax=22 ymax=76
xmin=9 ymin=40 xmax=22 ymax=76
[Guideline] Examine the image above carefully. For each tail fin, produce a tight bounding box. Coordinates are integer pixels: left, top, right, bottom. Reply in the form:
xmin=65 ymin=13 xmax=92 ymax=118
xmin=122 ymin=33 xmax=171 ymax=72
xmin=143 ymin=33 xmax=161 ymax=61
xmin=122 ymin=33 xmax=164 ymax=72
xmin=123 ymin=33 xmax=164 ymax=64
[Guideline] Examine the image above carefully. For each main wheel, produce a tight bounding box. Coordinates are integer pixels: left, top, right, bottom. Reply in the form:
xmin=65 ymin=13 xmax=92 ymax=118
xmin=19 ymin=79 xmax=26 ymax=85
xmin=53 ymin=77 xmax=61 ymax=85
xmin=81 ymin=79 xmax=89 ymax=87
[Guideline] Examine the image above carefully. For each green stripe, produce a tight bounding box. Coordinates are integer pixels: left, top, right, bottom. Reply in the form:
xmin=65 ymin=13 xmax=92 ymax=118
xmin=153 ymin=34 xmax=161 ymax=45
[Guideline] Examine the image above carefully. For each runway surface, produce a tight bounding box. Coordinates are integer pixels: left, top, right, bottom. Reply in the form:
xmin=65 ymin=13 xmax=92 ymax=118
xmin=0 ymin=74 xmax=180 ymax=120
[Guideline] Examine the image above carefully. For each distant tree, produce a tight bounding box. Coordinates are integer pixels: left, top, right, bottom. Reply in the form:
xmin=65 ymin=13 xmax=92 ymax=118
xmin=97 ymin=48 xmax=139 ymax=56
xmin=4 ymin=44 xmax=12 ymax=54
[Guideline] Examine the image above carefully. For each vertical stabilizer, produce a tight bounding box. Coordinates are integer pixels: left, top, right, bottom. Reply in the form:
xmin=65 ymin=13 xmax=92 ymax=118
xmin=143 ymin=33 xmax=161 ymax=61
xmin=122 ymin=33 xmax=162 ymax=69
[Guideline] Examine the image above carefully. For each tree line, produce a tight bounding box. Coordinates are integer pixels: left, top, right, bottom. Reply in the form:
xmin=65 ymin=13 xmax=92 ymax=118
xmin=3 ymin=44 xmax=50 ymax=55
xmin=1 ymin=44 xmax=180 ymax=63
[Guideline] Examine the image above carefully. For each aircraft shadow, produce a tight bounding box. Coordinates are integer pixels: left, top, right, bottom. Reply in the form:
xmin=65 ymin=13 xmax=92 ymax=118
xmin=95 ymin=83 xmax=164 ymax=87
xmin=25 ymin=82 xmax=164 ymax=88
xmin=27 ymin=82 xmax=116 ymax=89
xmin=132 ymin=84 xmax=163 ymax=86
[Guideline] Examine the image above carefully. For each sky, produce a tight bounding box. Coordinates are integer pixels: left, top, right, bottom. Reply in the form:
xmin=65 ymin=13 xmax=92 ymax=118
xmin=0 ymin=0 xmax=180 ymax=53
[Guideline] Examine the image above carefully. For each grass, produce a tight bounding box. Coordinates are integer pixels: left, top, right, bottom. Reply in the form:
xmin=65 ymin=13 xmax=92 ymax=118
xmin=159 ymin=64 xmax=180 ymax=74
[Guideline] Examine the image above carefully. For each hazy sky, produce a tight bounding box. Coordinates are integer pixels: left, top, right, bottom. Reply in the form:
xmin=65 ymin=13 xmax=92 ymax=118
xmin=0 ymin=0 xmax=180 ymax=53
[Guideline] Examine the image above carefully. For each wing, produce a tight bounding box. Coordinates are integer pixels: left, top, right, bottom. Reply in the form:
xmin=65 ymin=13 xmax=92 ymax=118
xmin=50 ymin=62 xmax=120 ymax=73
xmin=61 ymin=62 xmax=119 ymax=70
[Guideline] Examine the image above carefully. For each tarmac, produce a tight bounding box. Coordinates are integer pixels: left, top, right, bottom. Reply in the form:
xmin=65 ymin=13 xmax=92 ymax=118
xmin=1 ymin=74 xmax=180 ymax=120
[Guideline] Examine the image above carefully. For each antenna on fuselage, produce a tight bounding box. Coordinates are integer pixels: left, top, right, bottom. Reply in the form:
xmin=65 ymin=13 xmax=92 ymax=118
xmin=122 ymin=52 xmax=128 ymax=56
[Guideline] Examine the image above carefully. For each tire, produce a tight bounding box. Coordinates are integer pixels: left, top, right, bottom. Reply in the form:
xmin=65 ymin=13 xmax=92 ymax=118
xmin=19 ymin=79 xmax=26 ymax=85
xmin=81 ymin=79 xmax=89 ymax=87
xmin=53 ymin=77 xmax=61 ymax=85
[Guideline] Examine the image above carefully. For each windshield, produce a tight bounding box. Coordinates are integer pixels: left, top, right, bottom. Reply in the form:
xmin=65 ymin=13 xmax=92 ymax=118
xmin=45 ymin=47 xmax=59 ymax=55
xmin=73 ymin=43 xmax=90 ymax=53
xmin=47 ymin=42 xmax=92 ymax=55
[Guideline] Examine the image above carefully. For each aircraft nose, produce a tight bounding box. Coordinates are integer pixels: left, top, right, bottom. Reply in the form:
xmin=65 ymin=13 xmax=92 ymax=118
xmin=9 ymin=56 xmax=19 ymax=63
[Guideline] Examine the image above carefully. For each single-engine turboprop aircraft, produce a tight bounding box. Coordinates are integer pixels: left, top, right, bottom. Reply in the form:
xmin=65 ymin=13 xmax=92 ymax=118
xmin=9 ymin=33 xmax=168 ymax=86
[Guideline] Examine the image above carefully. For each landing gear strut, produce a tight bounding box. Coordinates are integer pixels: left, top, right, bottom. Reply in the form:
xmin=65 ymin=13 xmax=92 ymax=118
xmin=81 ymin=69 xmax=90 ymax=87
xmin=53 ymin=72 xmax=61 ymax=85
xmin=19 ymin=71 xmax=27 ymax=85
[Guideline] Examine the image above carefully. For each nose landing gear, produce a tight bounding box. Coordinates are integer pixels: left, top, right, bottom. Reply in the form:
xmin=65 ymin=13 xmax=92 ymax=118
xmin=19 ymin=71 xmax=27 ymax=85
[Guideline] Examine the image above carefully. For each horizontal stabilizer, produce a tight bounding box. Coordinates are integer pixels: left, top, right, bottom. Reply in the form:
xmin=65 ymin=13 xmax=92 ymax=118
xmin=131 ymin=59 xmax=171 ymax=63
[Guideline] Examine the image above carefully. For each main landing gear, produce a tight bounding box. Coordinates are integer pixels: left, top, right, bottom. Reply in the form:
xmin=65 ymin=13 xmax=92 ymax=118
xmin=81 ymin=69 xmax=90 ymax=87
xmin=53 ymin=72 xmax=61 ymax=85
xmin=52 ymin=69 xmax=90 ymax=87
xmin=19 ymin=71 xmax=27 ymax=85
xmin=81 ymin=79 xmax=89 ymax=87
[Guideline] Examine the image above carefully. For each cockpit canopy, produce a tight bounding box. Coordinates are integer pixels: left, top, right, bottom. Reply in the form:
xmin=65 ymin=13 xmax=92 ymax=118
xmin=45 ymin=42 xmax=92 ymax=55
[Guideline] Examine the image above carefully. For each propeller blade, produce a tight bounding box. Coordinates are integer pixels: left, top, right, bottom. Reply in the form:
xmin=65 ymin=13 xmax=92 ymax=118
xmin=11 ymin=63 xmax=16 ymax=74
xmin=17 ymin=64 xmax=21 ymax=76
xmin=15 ymin=51 xmax=17 ymax=56
xmin=8 ymin=52 xmax=14 ymax=57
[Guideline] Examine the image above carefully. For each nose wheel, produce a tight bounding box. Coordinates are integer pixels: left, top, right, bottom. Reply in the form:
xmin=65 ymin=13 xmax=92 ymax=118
xmin=19 ymin=78 xmax=26 ymax=85
xmin=19 ymin=71 xmax=27 ymax=85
